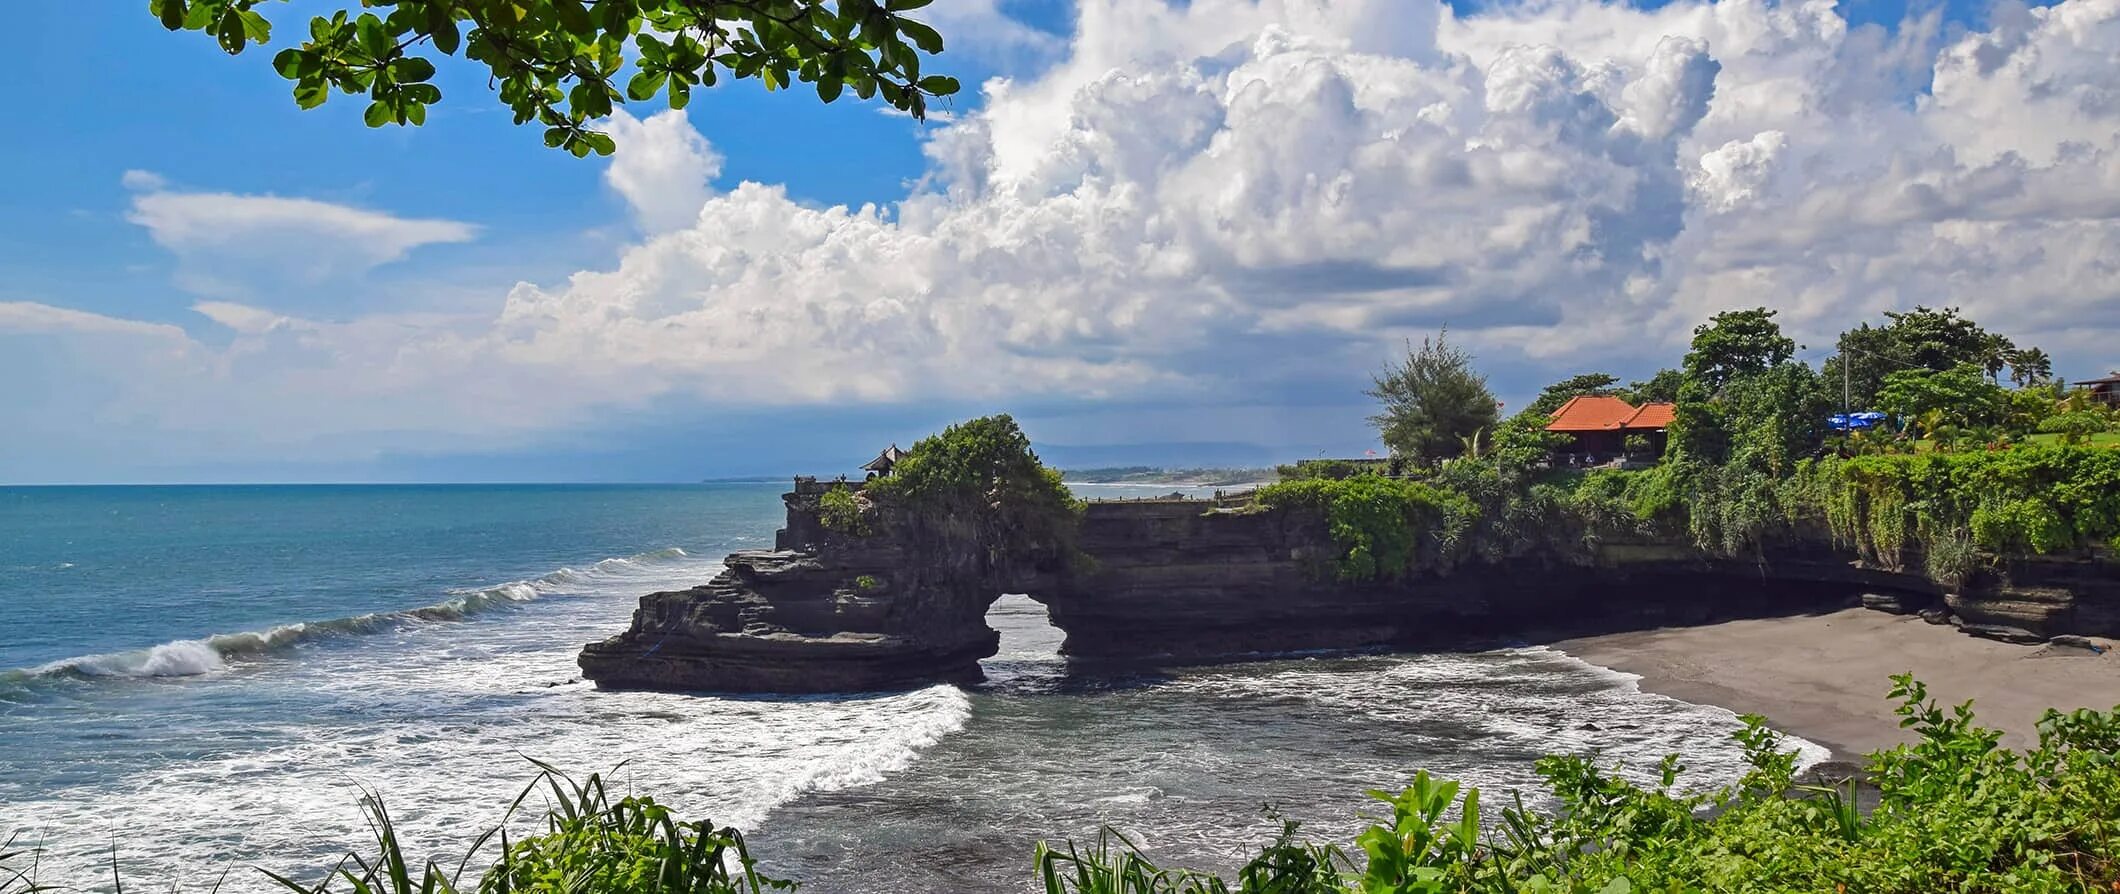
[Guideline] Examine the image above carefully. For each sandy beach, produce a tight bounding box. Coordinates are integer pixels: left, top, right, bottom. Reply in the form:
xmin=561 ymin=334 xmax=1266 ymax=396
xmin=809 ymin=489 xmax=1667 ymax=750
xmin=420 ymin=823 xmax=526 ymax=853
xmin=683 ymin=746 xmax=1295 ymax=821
xmin=1555 ymin=608 xmax=2120 ymax=758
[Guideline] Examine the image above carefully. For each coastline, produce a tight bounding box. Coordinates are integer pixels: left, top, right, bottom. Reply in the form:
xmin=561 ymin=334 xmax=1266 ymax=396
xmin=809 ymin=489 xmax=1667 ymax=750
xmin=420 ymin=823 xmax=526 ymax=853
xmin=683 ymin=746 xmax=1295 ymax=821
xmin=1553 ymin=607 xmax=2120 ymax=759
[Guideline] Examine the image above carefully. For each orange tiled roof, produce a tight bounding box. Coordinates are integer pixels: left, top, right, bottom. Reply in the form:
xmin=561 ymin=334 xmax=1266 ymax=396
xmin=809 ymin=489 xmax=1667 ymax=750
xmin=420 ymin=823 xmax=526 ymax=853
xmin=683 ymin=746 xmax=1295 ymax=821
xmin=1621 ymin=402 xmax=1676 ymax=431
xmin=1545 ymin=395 xmax=1641 ymax=432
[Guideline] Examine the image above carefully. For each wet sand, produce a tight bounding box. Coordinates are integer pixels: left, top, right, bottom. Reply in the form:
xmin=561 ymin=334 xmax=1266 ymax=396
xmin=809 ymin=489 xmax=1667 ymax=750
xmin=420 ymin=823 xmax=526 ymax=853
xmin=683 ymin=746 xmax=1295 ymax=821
xmin=1555 ymin=608 xmax=2120 ymax=758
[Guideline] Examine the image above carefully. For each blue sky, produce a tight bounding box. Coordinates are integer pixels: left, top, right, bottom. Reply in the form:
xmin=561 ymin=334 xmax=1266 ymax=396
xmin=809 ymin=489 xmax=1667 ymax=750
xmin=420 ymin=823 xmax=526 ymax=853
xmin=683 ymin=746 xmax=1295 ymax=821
xmin=5 ymin=0 xmax=2112 ymax=483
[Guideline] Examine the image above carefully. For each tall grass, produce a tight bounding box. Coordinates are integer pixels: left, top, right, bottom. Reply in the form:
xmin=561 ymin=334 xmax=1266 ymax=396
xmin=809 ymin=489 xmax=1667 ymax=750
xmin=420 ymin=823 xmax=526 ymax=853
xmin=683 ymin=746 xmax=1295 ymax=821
xmin=2 ymin=832 xmax=51 ymax=894
xmin=261 ymin=759 xmax=790 ymax=894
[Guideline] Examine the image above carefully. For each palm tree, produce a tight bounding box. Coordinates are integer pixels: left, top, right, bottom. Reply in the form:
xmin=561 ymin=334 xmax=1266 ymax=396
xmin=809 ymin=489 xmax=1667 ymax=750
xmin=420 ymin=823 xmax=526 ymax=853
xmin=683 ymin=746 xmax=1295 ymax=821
xmin=2008 ymin=347 xmax=2053 ymax=387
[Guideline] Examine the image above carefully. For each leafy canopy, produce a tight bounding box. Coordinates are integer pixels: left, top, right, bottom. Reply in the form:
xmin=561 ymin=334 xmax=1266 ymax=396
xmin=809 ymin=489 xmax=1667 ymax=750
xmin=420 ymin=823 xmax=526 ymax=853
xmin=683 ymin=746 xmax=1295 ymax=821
xmin=149 ymin=0 xmax=962 ymax=157
xmin=1368 ymin=331 xmax=1500 ymax=462
xmin=1681 ymin=307 xmax=1797 ymax=396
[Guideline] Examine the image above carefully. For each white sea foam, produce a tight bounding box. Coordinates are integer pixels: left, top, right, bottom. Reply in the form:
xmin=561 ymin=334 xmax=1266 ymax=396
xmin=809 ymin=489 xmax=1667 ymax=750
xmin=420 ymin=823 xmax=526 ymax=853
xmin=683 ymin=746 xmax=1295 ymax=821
xmin=3 ymin=546 xmax=696 ymax=685
xmin=3 ymin=544 xmax=979 ymax=893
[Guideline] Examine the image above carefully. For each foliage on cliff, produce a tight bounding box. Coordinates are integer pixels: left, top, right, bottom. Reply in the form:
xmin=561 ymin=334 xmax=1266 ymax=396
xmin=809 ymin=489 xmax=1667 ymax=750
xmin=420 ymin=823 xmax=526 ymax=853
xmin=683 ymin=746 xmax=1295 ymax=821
xmin=1803 ymin=447 xmax=2120 ymax=577
xmin=1040 ymin=678 xmax=2120 ymax=893
xmin=1255 ymin=476 xmax=1480 ymax=581
xmin=1367 ymin=331 xmax=1499 ymax=463
xmin=863 ymin=414 xmax=1082 ymax=576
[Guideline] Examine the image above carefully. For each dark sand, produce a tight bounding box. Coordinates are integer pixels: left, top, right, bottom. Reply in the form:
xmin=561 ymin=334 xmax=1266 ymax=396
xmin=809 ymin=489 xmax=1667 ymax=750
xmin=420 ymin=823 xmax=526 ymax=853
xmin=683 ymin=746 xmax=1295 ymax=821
xmin=1555 ymin=608 xmax=2120 ymax=758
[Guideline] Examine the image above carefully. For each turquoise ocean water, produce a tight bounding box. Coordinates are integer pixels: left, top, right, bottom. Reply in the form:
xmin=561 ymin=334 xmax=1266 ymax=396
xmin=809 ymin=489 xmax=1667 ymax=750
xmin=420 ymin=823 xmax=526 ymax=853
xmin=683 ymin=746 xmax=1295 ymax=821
xmin=0 ymin=484 xmax=1821 ymax=892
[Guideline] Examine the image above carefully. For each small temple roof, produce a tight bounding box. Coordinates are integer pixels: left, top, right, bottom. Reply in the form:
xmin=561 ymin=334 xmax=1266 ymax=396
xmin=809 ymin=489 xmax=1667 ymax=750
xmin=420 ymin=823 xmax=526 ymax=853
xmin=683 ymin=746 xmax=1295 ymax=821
xmin=2073 ymin=372 xmax=2120 ymax=386
xmin=1545 ymin=396 xmax=1676 ymax=432
xmin=862 ymin=444 xmax=906 ymax=472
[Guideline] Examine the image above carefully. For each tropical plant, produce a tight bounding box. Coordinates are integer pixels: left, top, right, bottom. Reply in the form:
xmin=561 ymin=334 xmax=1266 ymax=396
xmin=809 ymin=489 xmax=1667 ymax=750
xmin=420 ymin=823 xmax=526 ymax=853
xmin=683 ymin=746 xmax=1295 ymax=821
xmin=863 ymin=414 xmax=1083 ymax=578
xmin=816 ymin=482 xmax=869 ymax=536
xmin=1681 ymin=308 xmax=1796 ymax=396
xmin=1875 ymin=364 xmax=2009 ymax=439
xmin=147 ymin=0 xmax=961 ymax=156
xmin=1 ymin=832 xmax=51 ymax=894
xmin=261 ymin=761 xmax=791 ymax=894
xmin=1367 ymin=331 xmax=1500 ymax=463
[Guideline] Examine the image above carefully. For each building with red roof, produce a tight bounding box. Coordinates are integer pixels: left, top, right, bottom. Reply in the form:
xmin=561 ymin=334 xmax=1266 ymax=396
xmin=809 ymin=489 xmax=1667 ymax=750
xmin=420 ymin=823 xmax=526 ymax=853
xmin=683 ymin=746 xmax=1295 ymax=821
xmin=1545 ymin=395 xmax=1676 ymax=460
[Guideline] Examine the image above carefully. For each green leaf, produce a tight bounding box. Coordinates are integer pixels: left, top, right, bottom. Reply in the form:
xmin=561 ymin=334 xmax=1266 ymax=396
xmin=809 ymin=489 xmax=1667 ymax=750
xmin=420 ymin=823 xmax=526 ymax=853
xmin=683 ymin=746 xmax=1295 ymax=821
xmin=239 ymin=9 xmax=270 ymax=44
xmin=294 ymin=78 xmax=329 ymax=109
xmin=887 ymin=0 xmax=935 ymax=9
xmin=1598 ymin=878 xmax=1632 ymax=894
xmin=552 ymin=0 xmax=593 ymax=35
xmin=152 ymin=0 xmax=188 ymax=31
xmin=362 ymin=100 xmax=391 ymax=127
xmin=916 ymin=75 xmax=958 ymax=95
xmin=816 ymin=77 xmax=843 ymax=103
xmin=625 ymin=70 xmax=664 ymax=102
xmin=635 ymin=34 xmax=669 ymax=66
xmin=216 ymin=11 xmax=247 ymax=53
xmin=272 ymin=48 xmax=305 ymax=79
xmin=897 ymin=19 xmax=943 ymax=55
xmin=668 ymin=78 xmax=691 ymax=110
xmin=584 ymin=132 xmax=616 ymax=156
xmin=405 ymin=101 xmax=426 ymax=126
xmin=543 ymin=126 xmax=569 ymax=148
xmin=430 ymin=15 xmax=461 ymax=55
xmin=355 ymin=14 xmax=390 ymax=60
xmin=391 ymin=57 xmax=437 ymax=83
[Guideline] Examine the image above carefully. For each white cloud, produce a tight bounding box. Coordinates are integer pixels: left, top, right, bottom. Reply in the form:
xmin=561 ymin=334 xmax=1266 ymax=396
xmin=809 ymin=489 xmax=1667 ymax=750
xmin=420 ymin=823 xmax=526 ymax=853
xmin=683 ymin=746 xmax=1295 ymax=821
xmin=123 ymin=176 xmax=478 ymax=300
xmin=18 ymin=0 xmax=2120 ymax=476
xmin=602 ymin=110 xmax=724 ymax=233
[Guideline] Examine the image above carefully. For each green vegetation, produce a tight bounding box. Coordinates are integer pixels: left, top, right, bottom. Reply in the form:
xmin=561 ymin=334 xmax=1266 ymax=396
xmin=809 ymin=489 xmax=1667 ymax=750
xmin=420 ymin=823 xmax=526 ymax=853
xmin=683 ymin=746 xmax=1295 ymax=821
xmin=862 ymin=414 xmax=1083 ymax=575
xmin=1039 ymin=679 xmax=2120 ymax=893
xmin=148 ymin=0 xmax=961 ymax=156
xmin=1289 ymin=305 xmax=2116 ymax=582
xmin=14 ymin=682 xmax=2112 ymax=893
xmin=1255 ymin=476 xmax=1479 ymax=581
xmin=1368 ymin=331 xmax=1499 ymax=463
xmin=815 ymin=482 xmax=868 ymax=536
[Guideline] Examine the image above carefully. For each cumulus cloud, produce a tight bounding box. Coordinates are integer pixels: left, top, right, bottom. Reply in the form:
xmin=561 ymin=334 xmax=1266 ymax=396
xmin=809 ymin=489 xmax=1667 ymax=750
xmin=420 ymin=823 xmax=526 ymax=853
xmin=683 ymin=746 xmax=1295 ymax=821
xmin=20 ymin=0 xmax=2120 ymax=476
xmin=602 ymin=110 xmax=724 ymax=233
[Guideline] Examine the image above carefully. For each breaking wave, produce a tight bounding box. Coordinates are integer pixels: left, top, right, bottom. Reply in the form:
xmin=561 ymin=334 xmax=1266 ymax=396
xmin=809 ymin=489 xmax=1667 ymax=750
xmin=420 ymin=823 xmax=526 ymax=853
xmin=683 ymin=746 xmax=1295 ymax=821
xmin=2 ymin=546 xmax=697 ymax=686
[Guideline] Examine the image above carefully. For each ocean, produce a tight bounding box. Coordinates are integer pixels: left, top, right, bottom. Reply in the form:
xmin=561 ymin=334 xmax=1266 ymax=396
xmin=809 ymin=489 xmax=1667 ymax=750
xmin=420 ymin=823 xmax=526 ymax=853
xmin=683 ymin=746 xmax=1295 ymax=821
xmin=0 ymin=483 xmax=1823 ymax=892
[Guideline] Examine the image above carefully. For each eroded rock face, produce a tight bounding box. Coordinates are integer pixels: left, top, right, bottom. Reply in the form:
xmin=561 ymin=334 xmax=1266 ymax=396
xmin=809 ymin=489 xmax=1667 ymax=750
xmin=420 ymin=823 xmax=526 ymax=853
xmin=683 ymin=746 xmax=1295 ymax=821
xmin=579 ymin=481 xmax=2120 ymax=694
xmin=577 ymin=479 xmax=1007 ymax=693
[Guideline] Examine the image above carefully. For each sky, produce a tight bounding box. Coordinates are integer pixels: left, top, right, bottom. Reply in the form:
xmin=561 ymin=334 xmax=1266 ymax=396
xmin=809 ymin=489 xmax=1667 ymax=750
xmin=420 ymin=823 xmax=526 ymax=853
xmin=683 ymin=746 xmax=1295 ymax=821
xmin=4 ymin=0 xmax=2115 ymax=483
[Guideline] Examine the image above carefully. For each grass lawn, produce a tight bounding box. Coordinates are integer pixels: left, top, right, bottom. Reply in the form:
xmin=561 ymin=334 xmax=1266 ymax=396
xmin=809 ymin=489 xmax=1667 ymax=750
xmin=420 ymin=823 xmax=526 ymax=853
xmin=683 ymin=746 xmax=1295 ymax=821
xmin=2023 ymin=431 xmax=2120 ymax=446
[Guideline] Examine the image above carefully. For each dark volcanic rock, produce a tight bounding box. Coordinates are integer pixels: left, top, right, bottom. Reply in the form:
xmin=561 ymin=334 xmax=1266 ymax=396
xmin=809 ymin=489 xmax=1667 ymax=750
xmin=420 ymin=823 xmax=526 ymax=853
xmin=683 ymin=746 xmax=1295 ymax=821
xmin=580 ymin=481 xmax=2120 ymax=695
xmin=578 ymin=479 xmax=1009 ymax=693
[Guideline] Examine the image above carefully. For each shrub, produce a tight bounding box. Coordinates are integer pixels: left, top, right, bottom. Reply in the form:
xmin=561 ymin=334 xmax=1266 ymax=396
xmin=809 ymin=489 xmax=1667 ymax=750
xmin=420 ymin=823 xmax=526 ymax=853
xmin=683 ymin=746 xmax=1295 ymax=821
xmin=1040 ymin=678 xmax=2120 ymax=893
xmin=816 ymin=483 xmax=869 ymax=536
xmin=864 ymin=415 xmax=1083 ymax=579
xmin=1255 ymin=475 xmax=1477 ymax=581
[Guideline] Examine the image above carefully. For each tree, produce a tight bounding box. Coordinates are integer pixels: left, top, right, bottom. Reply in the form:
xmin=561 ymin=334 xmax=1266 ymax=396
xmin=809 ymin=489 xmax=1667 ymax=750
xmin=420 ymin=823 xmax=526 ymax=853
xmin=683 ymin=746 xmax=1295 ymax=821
xmin=1368 ymin=332 xmax=1499 ymax=462
xmin=2008 ymin=347 xmax=2054 ymax=387
xmin=1875 ymin=364 xmax=2009 ymax=439
xmin=1623 ymin=368 xmax=1686 ymax=405
xmin=148 ymin=0 xmax=962 ymax=157
xmin=1522 ymin=373 xmax=1621 ymax=419
xmin=1682 ymin=308 xmax=1797 ymax=396
xmin=1824 ymin=307 xmax=2028 ymax=409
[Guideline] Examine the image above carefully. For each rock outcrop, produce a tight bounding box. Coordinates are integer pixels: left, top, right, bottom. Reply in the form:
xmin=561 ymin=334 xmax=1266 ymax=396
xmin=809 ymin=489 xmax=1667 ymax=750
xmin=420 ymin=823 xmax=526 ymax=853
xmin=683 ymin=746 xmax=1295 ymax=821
xmin=578 ymin=478 xmax=1012 ymax=693
xmin=578 ymin=480 xmax=2120 ymax=693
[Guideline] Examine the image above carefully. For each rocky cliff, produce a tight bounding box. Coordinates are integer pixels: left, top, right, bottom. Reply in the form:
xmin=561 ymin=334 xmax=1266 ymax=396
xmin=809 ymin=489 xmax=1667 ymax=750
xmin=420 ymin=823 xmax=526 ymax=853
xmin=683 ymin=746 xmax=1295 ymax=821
xmin=578 ymin=478 xmax=1013 ymax=693
xmin=578 ymin=482 xmax=2120 ymax=693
